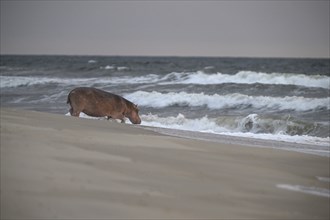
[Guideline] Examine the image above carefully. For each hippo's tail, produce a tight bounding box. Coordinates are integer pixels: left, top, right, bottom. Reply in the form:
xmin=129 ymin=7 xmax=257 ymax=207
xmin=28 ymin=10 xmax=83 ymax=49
xmin=66 ymin=93 xmax=71 ymax=104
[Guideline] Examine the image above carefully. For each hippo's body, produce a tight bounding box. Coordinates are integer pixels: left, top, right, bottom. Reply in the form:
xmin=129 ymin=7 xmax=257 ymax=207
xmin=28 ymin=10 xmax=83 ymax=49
xmin=67 ymin=87 xmax=141 ymax=124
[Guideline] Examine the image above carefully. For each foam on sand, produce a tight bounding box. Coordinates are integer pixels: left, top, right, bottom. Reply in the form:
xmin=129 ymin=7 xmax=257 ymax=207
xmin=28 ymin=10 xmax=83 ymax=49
xmin=277 ymin=184 xmax=330 ymax=198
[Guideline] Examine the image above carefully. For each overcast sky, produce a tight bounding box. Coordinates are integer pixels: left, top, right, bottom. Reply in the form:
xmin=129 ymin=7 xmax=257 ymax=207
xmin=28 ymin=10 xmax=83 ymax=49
xmin=1 ymin=1 xmax=329 ymax=58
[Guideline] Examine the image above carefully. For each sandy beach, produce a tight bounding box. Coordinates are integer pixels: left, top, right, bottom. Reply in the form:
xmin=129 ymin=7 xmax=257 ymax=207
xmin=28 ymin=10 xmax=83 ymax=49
xmin=1 ymin=108 xmax=329 ymax=219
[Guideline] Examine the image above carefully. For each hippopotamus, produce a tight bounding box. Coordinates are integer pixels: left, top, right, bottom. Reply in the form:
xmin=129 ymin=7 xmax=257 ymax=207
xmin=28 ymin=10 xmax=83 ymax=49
xmin=67 ymin=87 xmax=141 ymax=124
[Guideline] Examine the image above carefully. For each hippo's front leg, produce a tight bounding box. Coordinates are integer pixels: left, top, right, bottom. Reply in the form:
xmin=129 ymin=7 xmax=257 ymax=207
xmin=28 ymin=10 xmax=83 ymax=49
xmin=109 ymin=113 xmax=125 ymax=123
xmin=119 ymin=112 xmax=126 ymax=123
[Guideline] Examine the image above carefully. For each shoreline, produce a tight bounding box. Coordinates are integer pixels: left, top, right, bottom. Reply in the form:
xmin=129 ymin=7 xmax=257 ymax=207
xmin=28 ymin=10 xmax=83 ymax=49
xmin=49 ymin=108 xmax=330 ymax=157
xmin=1 ymin=108 xmax=329 ymax=219
xmin=21 ymin=107 xmax=330 ymax=157
xmin=145 ymin=126 xmax=330 ymax=157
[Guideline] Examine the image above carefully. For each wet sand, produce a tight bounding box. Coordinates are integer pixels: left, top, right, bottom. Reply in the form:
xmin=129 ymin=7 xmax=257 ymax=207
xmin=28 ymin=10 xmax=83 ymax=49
xmin=1 ymin=108 xmax=329 ymax=219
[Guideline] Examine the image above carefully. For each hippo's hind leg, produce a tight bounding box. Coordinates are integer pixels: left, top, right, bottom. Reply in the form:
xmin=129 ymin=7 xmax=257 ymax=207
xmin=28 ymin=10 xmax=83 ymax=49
xmin=68 ymin=99 xmax=83 ymax=117
xmin=69 ymin=107 xmax=80 ymax=117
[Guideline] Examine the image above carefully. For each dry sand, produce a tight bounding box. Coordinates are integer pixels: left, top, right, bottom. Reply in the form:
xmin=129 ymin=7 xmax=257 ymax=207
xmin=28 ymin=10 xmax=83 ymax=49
xmin=1 ymin=108 xmax=329 ymax=219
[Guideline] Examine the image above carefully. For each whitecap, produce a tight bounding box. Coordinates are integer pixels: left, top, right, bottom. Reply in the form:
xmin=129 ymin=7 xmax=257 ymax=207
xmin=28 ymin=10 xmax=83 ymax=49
xmin=117 ymin=66 xmax=130 ymax=71
xmin=104 ymin=65 xmax=115 ymax=70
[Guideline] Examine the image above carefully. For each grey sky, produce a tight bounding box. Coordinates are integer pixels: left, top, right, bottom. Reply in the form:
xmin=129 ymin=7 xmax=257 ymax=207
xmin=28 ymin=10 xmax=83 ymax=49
xmin=1 ymin=1 xmax=329 ymax=58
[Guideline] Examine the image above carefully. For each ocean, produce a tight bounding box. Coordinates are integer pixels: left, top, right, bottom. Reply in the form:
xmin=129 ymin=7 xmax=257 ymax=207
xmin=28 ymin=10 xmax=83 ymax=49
xmin=1 ymin=55 xmax=329 ymax=155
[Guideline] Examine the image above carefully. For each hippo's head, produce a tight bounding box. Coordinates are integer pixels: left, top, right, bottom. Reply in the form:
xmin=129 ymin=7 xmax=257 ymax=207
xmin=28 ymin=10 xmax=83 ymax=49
xmin=127 ymin=104 xmax=141 ymax=124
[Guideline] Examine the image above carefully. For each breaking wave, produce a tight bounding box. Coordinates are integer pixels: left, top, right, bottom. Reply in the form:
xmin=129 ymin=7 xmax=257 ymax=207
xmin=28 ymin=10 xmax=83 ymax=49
xmin=1 ymin=70 xmax=329 ymax=89
xmin=139 ymin=113 xmax=329 ymax=147
xmin=161 ymin=71 xmax=330 ymax=88
xmin=125 ymin=91 xmax=329 ymax=111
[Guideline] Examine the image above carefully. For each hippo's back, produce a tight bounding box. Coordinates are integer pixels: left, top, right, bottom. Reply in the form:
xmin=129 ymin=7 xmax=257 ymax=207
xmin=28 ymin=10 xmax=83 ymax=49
xmin=67 ymin=87 xmax=125 ymax=117
xmin=68 ymin=87 xmax=121 ymax=102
